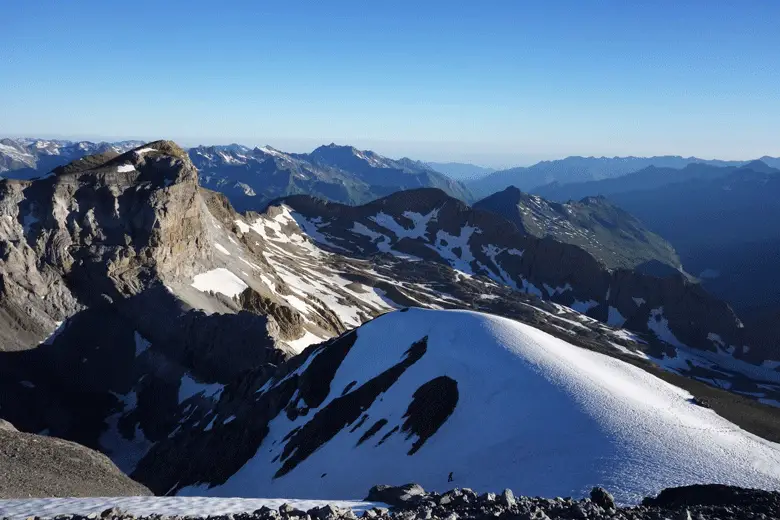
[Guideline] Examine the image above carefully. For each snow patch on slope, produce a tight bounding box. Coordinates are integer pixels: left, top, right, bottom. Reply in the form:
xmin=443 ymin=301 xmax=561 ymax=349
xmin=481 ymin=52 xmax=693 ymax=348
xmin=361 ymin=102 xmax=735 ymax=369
xmin=191 ymin=268 xmax=247 ymax=298
xmin=178 ymin=374 xmax=224 ymax=404
xmin=648 ymin=307 xmax=687 ymax=348
xmin=428 ymin=226 xmax=479 ymax=272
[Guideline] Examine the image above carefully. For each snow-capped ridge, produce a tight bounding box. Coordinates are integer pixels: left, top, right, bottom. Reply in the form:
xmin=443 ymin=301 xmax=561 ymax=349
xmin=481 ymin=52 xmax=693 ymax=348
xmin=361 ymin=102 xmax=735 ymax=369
xmin=141 ymin=308 xmax=780 ymax=504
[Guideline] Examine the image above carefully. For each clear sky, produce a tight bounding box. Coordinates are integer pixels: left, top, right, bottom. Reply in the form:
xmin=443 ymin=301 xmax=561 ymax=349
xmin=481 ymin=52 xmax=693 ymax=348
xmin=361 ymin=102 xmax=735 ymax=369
xmin=3 ymin=0 xmax=779 ymax=167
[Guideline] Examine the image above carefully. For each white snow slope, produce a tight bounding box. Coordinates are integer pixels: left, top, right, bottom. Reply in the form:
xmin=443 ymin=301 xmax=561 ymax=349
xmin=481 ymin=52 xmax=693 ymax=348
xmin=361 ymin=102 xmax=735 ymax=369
xmin=0 ymin=497 xmax=378 ymax=520
xmin=186 ymin=308 xmax=780 ymax=504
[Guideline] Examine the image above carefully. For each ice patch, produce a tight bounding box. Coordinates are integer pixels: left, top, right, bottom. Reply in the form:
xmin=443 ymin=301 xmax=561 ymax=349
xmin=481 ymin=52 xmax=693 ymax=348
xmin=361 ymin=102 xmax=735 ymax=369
xmin=428 ymin=226 xmax=479 ymax=273
xmin=350 ymin=222 xmax=385 ymax=241
xmin=178 ymin=374 xmax=224 ymax=404
xmin=234 ymin=219 xmax=251 ymax=233
xmin=214 ymin=243 xmax=231 ymax=255
xmin=292 ymin=212 xmax=350 ymax=252
xmin=521 ymin=279 xmax=543 ymax=298
xmin=99 ymin=390 xmax=152 ymax=473
xmin=116 ymin=164 xmax=136 ymax=173
xmin=571 ymin=299 xmax=599 ymax=314
xmin=607 ymin=306 xmax=626 ymax=327
xmin=191 ymin=268 xmax=248 ymax=298
xmin=43 ymin=320 xmax=65 ymax=345
xmin=134 ymin=332 xmax=151 ymax=356
xmin=369 ymin=209 xmax=438 ymax=240
xmin=544 ymin=283 xmax=573 ymax=297
xmin=239 ymin=257 xmax=262 ymax=270
xmin=286 ymin=331 xmax=325 ymax=353
xmin=648 ymin=307 xmax=687 ymax=348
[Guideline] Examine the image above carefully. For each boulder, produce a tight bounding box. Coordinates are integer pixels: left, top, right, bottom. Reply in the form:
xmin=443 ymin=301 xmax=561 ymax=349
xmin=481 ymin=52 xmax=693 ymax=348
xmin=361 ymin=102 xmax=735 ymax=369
xmin=366 ymin=484 xmax=427 ymax=507
xmin=500 ymin=488 xmax=515 ymax=508
xmin=589 ymin=486 xmax=615 ymax=510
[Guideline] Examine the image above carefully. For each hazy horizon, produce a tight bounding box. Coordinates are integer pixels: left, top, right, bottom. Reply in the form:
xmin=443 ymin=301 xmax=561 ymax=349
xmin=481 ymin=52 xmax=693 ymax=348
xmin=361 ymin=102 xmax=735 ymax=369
xmin=4 ymin=132 xmax=779 ymax=170
xmin=4 ymin=1 xmax=779 ymax=168
xmin=6 ymin=0 xmax=780 ymax=167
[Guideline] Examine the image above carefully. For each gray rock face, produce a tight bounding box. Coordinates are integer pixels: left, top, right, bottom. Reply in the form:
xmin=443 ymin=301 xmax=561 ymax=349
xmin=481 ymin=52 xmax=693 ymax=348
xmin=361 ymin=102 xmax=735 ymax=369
xmin=0 ymin=141 xmax=321 ymax=481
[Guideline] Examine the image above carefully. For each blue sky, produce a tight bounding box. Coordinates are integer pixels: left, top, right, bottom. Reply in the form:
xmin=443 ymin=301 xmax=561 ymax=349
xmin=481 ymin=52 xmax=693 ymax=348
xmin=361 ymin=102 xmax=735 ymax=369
xmin=2 ymin=0 xmax=778 ymax=166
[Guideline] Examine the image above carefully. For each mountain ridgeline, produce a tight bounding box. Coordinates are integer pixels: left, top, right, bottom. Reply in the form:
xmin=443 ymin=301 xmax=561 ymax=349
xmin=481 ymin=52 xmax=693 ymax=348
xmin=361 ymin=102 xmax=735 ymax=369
xmin=0 ymin=138 xmax=145 ymax=179
xmin=190 ymin=143 xmax=473 ymax=210
xmin=534 ymin=160 xmax=780 ymax=316
xmin=0 ymin=140 xmax=779 ymax=502
xmin=473 ymin=186 xmax=682 ymax=273
xmin=467 ymin=155 xmax=779 ymax=198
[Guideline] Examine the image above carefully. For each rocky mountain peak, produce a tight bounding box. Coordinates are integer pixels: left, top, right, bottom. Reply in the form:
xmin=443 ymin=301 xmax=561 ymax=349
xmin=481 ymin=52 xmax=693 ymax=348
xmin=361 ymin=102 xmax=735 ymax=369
xmin=51 ymin=141 xmax=194 ymax=182
xmin=474 ymin=187 xmax=682 ymax=272
xmin=501 ymin=185 xmax=523 ymax=196
xmin=370 ymin=187 xmax=461 ymax=212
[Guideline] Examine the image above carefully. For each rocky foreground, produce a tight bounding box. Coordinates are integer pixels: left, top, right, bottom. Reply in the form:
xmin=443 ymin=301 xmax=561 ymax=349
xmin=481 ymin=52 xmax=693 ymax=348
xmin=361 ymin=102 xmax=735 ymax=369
xmin=9 ymin=484 xmax=780 ymax=520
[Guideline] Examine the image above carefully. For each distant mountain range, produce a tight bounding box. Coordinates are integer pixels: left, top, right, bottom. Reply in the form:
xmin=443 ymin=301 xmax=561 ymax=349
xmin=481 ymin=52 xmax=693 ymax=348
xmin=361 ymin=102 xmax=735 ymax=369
xmin=0 ymin=139 xmax=473 ymax=210
xmin=190 ymin=143 xmax=472 ymax=210
xmin=0 ymin=138 xmax=144 ymax=179
xmin=533 ymin=160 xmax=777 ymax=202
xmin=425 ymin=162 xmax=495 ymax=181
xmin=468 ymin=155 xmax=780 ymax=198
xmin=536 ymin=160 xmax=780 ymax=316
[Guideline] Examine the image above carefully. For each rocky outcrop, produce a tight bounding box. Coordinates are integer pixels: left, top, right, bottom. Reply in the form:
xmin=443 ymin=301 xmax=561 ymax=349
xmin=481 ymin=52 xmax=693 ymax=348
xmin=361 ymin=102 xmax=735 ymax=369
xmin=0 ymin=141 xmax=308 ymax=481
xmin=359 ymin=484 xmax=780 ymax=520
xmin=10 ymin=484 xmax=778 ymax=519
xmin=0 ymin=423 xmax=150 ymax=498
